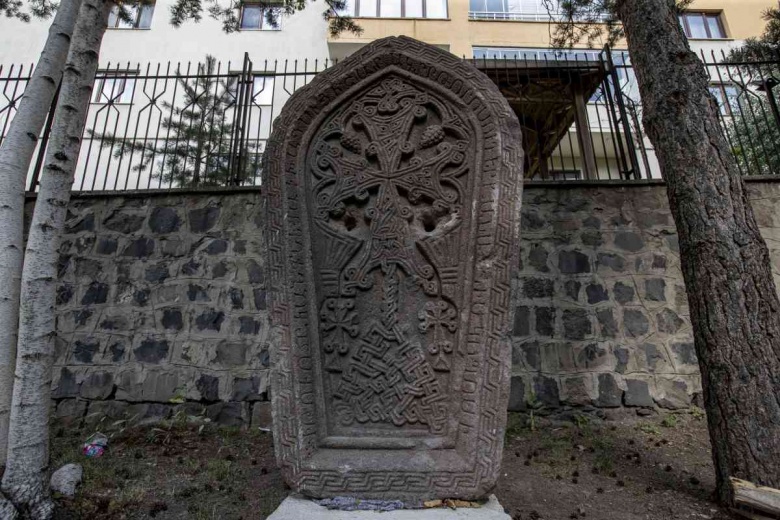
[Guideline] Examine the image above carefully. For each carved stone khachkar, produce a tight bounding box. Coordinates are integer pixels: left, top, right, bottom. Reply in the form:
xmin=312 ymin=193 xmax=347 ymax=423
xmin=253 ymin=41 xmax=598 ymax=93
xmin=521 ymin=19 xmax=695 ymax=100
xmin=263 ymin=36 xmax=524 ymax=502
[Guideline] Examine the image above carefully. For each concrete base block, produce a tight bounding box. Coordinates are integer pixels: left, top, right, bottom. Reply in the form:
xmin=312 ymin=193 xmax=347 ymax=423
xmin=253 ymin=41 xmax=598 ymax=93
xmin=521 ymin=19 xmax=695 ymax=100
xmin=268 ymin=494 xmax=511 ymax=519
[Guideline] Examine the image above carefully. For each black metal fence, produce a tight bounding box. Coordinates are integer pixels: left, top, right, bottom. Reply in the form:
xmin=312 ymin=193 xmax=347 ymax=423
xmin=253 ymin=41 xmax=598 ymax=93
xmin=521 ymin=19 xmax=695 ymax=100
xmin=1 ymin=49 xmax=779 ymax=192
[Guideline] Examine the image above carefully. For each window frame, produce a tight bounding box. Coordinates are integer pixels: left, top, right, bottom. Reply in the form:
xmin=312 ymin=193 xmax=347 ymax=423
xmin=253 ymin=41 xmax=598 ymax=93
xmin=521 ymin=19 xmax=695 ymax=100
xmin=107 ymin=3 xmax=155 ymax=29
xmin=342 ymin=0 xmax=448 ymax=19
xmin=239 ymin=4 xmax=283 ymax=30
xmin=678 ymin=11 xmax=727 ymax=39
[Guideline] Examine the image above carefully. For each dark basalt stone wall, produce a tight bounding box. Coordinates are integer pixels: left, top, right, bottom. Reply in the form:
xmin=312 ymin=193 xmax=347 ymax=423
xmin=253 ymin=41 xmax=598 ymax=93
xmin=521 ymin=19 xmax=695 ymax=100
xmin=40 ymin=179 xmax=780 ymax=425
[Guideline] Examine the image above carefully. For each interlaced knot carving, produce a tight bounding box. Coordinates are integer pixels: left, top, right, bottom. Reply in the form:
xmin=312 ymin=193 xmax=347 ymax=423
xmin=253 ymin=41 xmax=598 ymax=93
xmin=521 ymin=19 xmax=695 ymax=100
xmin=307 ymin=75 xmax=473 ymax=434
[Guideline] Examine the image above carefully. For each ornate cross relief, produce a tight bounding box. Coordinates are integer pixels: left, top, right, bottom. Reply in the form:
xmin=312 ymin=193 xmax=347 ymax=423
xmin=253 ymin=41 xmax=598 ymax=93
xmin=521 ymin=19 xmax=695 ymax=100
xmin=264 ymin=36 xmax=523 ymax=501
xmin=309 ymin=76 xmax=470 ymax=437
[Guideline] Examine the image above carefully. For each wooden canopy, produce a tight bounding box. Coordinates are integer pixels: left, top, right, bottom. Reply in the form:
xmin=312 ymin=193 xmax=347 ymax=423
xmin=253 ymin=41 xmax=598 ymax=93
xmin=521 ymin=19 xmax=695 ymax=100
xmin=474 ymin=59 xmax=608 ymax=179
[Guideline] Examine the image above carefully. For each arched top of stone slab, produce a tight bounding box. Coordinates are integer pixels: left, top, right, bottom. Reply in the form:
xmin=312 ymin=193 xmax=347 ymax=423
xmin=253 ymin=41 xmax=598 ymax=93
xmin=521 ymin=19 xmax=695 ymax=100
xmin=263 ymin=36 xmax=524 ymax=502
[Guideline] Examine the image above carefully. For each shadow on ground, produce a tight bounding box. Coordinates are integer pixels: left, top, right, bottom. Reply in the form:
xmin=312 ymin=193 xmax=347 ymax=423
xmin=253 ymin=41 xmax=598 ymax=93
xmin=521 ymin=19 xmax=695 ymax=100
xmin=50 ymin=409 xmax=735 ymax=520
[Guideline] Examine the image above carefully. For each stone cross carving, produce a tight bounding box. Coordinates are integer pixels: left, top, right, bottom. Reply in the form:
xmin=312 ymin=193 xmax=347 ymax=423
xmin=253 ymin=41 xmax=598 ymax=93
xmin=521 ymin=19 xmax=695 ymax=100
xmin=263 ymin=36 xmax=524 ymax=502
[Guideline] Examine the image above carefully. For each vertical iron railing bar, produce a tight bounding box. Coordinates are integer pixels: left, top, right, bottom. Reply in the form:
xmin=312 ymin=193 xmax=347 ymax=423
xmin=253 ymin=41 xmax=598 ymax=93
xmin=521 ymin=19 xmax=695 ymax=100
xmin=228 ymin=54 xmax=246 ymax=183
xmin=237 ymin=54 xmax=254 ymax=185
xmin=592 ymin=92 xmax=613 ymax=180
xmin=29 ymin=76 xmax=59 ymax=192
xmin=606 ymin=50 xmax=641 ymax=179
xmin=726 ymin=56 xmax=773 ymax=175
xmin=100 ymin=62 xmax=128 ymax=190
xmin=539 ymin=54 xmax=560 ymax=174
xmin=84 ymin=63 xmax=118 ymax=191
xmin=709 ymin=56 xmax=752 ymax=176
xmin=112 ymin=62 xmax=138 ymax=191
xmin=600 ymin=54 xmax=631 ymax=178
xmin=204 ymin=59 xmax=224 ymax=186
xmin=157 ymin=61 xmax=185 ymax=190
xmin=584 ymin=62 xmax=603 ymax=179
xmin=214 ymin=59 xmax=234 ymax=188
xmin=134 ymin=61 xmax=164 ymax=191
xmin=562 ymin=57 xmax=580 ymax=176
xmin=178 ymin=61 xmax=201 ymax=186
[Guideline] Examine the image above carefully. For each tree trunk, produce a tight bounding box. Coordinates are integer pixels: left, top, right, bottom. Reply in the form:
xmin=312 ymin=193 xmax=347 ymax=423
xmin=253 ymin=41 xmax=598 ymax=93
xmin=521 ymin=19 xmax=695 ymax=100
xmin=616 ymin=0 xmax=780 ymax=505
xmin=0 ymin=0 xmax=112 ymax=516
xmin=0 ymin=0 xmax=82 ymax=470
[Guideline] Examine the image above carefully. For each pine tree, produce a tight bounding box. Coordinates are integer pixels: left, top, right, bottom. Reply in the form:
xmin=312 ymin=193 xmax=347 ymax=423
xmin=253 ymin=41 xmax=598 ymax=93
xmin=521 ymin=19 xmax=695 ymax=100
xmin=550 ymin=0 xmax=780 ymax=506
xmin=96 ymin=55 xmax=261 ymax=188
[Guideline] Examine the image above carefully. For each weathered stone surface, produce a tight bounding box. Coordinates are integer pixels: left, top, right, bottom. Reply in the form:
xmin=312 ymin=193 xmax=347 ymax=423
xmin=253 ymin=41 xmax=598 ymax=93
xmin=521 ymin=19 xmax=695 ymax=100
xmin=614 ymin=231 xmax=644 ymax=252
xmin=149 ymin=207 xmax=182 ymax=234
xmin=197 ymin=374 xmax=220 ymax=402
xmin=189 ymin=206 xmax=220 ymax=233
xmin=657 ymin=308 xmax=684 ymax=334
xmin=512 ymin=307 xmax=530 ymax=337
xmin=596 ymin=374 xmax=623 ymax=408
xmin=268 ymin=494 xmax=511 ymax=519
xmin=559 ymin=250 xmax=590 ymax=274
xmin=50 ymin=463 xmax=83 ymax=498
xmin=263 ymin=37 xmax=523 ymax=501
xmin=507 ymin=376 xmax=526 ymax=411
xmin=252 ymin=402 xmax=273 ymax=429
xmin=656 ymin=379 xmax=692 ymax=410
xmin=563 ymin=309 xmax=591 ymax=340
xmin=134 ymin=339 xmax=170 ymax=363
xmin=528 ymin=244 xmax=549 ymax=272
xmin=533 ymin=375 xmax=560 ymax=407
xmin=80 ymin=371 xmax=114 ymax=400
xmin=613 ymin=282 xmax=635 ymax=304
xmin=624 ymin=309 xmax=649 ymax=337
xmin=122 ymin=237 xmax=155 ymax=258
xmin=645 ymin=278 xmax=666 ymax=302
xmin=523 ymin=278 xmax=554 ymax=299
xmin=586 ymin=284 xmax=608 ymax=304
xmin=535 ymin=307 xmax=555 ymax=337
xmin=624 ymin=379 xmax=653 ymax=407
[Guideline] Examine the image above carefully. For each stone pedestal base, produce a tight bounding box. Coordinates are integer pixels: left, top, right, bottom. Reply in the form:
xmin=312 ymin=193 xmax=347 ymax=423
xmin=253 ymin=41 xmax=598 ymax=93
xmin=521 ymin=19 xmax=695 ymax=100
xmin=267 ymin=495 xmax=511 ymax=519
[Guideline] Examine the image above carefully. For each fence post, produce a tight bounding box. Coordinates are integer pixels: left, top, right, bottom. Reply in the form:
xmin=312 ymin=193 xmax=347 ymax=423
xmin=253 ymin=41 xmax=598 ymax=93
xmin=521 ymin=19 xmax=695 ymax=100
xmin=229 ymin=52 xmax=252 ymax=186
xmin=605 ymin=50 xmax=642 ymax=180
xmin=28 ymin=81 xmax=60 ymax=192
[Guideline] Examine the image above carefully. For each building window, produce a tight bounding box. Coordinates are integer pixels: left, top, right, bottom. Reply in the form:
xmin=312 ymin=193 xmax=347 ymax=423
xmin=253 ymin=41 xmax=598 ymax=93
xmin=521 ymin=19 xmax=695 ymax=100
xmin=679 ymin=12 xmax=726 ymax=39
xmin=338 ymin=0 xmax=447 ymax=19
xmin=92 ymin=74 xmax=136 ymax=104
xmin=240 ymin=5 xmax=282 ymax=30
xmin=709 ymin=84 xmax=739 ymax=116
xmin=468 ymin=0 xmax=607 ymax=21
xmin=107 ymin=3 xmax=154 ymax=29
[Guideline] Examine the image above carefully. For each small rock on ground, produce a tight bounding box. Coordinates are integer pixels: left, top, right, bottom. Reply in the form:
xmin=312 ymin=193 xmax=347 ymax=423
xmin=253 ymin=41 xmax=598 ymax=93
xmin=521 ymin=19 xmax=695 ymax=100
xmin=50 ymin=463 xmax=83 ymax=498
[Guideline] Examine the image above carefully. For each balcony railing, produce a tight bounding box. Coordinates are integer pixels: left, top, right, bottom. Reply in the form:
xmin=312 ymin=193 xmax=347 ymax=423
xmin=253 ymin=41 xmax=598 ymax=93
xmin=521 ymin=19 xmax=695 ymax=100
xmin=468 ymin=10 xmax=611 ymax=22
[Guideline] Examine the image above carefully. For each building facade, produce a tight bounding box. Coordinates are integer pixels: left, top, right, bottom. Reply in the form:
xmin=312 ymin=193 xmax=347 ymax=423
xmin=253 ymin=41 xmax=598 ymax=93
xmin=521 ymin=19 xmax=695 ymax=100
xmin=0 ymin=1 xmax=775 ymax=185
xmin=0 ymin=0 xmax=771 ymax=63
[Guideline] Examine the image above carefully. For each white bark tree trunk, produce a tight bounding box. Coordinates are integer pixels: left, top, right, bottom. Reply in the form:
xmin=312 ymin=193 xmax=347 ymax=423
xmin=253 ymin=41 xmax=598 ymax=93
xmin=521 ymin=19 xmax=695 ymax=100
xmin=0 ymin=0 xmax=112 ymax=516
xmin=0 ymin=0 xmax=82 ymax=471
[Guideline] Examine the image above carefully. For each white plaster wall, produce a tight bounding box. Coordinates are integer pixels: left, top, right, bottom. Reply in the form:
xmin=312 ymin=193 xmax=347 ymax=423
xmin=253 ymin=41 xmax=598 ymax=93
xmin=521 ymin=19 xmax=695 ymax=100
xmin=0 ymin=0 xmax=331 ymax=66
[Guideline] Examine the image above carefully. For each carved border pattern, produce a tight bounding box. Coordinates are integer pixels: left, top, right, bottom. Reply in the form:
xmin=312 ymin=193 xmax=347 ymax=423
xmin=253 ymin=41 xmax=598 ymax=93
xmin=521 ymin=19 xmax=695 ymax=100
xmin=264 ymin=36 xmax=523 ymax=499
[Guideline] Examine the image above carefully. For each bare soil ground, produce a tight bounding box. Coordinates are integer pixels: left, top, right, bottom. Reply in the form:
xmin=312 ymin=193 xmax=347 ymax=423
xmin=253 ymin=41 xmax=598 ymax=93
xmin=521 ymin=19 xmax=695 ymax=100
xmin=50 ymin=409 xmax=738 ymax=520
